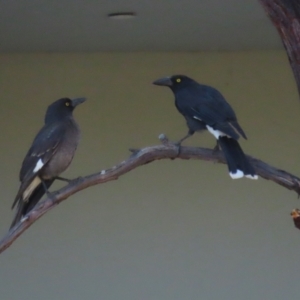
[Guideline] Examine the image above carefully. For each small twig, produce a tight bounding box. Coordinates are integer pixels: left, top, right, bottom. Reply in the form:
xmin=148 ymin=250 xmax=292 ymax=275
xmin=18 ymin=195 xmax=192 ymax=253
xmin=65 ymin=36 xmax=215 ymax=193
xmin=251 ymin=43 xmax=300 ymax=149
xmin=158 ymin=133 xmax=170 ymax=145
xmin=1 ymin=134 xmax=300 ymax=254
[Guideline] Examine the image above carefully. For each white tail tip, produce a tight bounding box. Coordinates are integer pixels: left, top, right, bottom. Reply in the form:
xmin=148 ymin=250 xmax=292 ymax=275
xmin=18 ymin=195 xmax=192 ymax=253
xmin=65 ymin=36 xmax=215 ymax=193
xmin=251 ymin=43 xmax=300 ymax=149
xmin=245 ymin=174 xmax=258 ymax=180
xmin=229 ymin=170 xmax=258 ymax=180
xmin=230 ymin=170 xmax=244 ymax=179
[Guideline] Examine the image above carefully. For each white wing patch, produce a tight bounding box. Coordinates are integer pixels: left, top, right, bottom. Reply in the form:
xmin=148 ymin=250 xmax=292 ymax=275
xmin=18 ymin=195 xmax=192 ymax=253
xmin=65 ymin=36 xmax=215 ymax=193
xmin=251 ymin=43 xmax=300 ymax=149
xmin=193 ymin=116 xmax=202 ymax=121
xmin=33 ymin=158 xmax=44 ymax=173
xmin=229 ymin=170 xmax=244 ymax=179
xmin=206 ymin=125 xmax=226 ymax=139
xmin=23 ymin=176 xmax=42 ymax=201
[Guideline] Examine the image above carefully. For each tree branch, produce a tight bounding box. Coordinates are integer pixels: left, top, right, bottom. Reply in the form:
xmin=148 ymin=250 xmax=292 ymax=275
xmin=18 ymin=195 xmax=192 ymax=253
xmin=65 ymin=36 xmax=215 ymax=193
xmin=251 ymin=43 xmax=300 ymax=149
xmin=259 ymin=0 xmax=300 ymax=230
xmin=1 ymin=134 xmax=300 ymax=254
xmin=259 ymin=0 xmax=300 ymax=95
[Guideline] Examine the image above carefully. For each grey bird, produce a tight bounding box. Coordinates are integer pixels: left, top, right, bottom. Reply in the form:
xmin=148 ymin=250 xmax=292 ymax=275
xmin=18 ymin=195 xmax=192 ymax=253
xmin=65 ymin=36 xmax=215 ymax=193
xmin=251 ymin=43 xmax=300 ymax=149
xmin=10 ymin=97 xmax=86 ymax=229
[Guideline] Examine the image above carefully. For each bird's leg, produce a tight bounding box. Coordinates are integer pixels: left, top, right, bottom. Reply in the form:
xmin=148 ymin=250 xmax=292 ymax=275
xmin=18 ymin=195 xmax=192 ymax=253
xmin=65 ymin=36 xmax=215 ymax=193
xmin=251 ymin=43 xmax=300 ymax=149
xmin=213 ymin=140 xmax=220 ymax=154
xmin=54 ymin=176 xmax=72 ymax=183
xmin=41 ymin=180 xmax=57 ymax=204
xmin=175 ymin=132 xmax=193 ymax=145
xmin=173 ymin=130 xmax=194 ymax=155
xmin=41 ymin=180 xmax=51 ymax=196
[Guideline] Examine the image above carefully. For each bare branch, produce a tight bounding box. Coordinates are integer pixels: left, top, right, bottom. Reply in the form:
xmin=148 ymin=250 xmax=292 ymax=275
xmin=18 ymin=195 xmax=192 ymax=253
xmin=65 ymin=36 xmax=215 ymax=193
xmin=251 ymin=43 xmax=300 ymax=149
xmin=1 ymin=135 xmax=300 ymax=253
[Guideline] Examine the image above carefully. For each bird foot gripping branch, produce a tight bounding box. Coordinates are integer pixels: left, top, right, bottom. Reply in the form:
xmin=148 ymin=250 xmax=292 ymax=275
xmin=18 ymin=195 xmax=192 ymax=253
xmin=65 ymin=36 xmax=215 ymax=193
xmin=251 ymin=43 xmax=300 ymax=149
xmin=158 ymin=133 xmax=183 ymax=158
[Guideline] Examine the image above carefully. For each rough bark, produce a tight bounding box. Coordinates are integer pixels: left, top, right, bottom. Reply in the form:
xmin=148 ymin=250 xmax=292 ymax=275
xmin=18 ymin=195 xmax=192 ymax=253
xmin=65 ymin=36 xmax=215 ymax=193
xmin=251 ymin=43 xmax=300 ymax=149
xmin=259 ymin=0 xmax=300 ymax=95
xmin=259 ymin=0 xmax=300 ymax=229
xmin=0 ymin=135 xmax=300 ymax=254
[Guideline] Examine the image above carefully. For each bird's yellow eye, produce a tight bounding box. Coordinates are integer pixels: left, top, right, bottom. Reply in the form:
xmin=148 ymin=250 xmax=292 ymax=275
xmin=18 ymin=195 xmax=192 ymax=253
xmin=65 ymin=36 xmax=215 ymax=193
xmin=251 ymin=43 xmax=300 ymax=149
xmin=65 ymin=101 xmax=70 ymax=107
xmin=176 ymin=78 xmax=181 ymax=83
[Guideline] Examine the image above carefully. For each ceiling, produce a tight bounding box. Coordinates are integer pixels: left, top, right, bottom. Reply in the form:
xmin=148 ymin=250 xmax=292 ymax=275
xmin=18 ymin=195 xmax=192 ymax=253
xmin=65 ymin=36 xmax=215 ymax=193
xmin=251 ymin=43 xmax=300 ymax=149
xmin=0 ymin=0 xmax=282 ymax=52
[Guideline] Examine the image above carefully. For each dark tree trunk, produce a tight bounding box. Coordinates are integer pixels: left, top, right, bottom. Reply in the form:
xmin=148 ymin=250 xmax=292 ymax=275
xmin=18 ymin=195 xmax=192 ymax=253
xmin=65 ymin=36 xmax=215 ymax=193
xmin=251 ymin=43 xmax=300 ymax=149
xmin=259 ymin=0 xmax=300 ymax=229
xmin=259 ymin=0 xmax=300 ymax=95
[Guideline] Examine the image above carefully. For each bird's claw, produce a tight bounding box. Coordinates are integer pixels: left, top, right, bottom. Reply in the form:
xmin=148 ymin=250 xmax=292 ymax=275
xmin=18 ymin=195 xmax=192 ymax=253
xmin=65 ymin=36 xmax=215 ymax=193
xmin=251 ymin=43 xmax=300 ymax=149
xmin=46 ymin=191 xmax=57 ymax=205
xmin=73 ymin=176 xmax=84 ymax=185
xmin=171 ymin=141 xmax=182 ymax=157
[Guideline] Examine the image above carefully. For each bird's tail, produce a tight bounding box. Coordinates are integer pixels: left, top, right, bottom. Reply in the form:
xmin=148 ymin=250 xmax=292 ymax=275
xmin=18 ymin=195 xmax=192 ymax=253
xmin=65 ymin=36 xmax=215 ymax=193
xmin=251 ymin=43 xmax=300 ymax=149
xmin=10 ymin=179 xmax=54 ymax=229
xmin=218 ymin=136 xmax=257 ymax=180
xmin=10 ymin=201 xmax=26 ymax=230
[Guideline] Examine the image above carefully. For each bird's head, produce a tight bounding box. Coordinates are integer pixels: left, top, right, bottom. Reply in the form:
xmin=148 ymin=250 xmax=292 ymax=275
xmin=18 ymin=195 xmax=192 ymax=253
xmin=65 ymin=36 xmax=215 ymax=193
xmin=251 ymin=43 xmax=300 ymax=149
xmin=45 ymin=97 xmax=86 ymax=124
xmin=153 ymin=75 xmax=195 ymax=91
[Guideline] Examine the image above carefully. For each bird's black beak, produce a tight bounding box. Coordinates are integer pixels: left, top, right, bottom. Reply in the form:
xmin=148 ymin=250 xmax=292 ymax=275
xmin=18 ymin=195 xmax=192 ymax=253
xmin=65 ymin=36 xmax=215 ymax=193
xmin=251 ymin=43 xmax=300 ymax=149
xmin=71 ymin=97 xmax=86 ymax=107
xmin=153 ymin=77 xmax=173 ymax=87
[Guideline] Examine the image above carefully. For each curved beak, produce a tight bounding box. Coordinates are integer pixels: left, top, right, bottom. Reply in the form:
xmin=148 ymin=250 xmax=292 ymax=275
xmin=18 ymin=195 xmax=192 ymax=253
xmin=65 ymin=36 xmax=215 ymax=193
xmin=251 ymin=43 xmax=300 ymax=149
xmin=153 ymin=77 xmax=173 ymax=87
xmin=72 ymin=97 xmax=86 ymax=107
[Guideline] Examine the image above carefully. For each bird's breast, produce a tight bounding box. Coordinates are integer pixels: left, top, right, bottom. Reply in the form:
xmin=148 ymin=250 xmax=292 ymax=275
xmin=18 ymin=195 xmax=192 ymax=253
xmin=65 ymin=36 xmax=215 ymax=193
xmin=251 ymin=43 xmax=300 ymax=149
xmin=42 ymin=121 xmax=80 ymax=179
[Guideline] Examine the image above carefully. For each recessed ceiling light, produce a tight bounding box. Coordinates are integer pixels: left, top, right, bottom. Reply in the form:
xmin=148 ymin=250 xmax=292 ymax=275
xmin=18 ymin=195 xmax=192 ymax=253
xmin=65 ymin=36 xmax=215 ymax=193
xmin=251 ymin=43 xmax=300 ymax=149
xmin=107 ymin=12 xmax=136 ymax=20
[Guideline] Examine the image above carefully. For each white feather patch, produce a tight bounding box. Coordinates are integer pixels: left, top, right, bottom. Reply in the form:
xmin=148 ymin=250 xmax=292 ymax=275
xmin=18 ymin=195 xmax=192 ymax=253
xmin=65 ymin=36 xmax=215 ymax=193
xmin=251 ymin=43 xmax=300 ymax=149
xmin=230 ymin=170 xmax=244 ymax=179
xmin=33 ymin=158 xmax=44 ymax=173
xmin=193 ymin=116 xmax=202 ymax=121
xmin=245 ymin=174 xmax=258 ymax=180
xmin=23 ymin=176 xmax=42 ymax=200
xmin=206 ymin=125 xmax=226 ymax=139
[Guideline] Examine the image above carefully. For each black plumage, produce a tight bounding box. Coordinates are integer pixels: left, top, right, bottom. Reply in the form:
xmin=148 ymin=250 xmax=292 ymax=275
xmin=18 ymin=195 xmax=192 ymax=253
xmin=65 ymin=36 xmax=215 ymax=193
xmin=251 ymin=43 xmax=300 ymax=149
xmin=153 ymin=75 xmax=257 ymax=180
xmin=10 ymin=97 xmax=86 ymax=229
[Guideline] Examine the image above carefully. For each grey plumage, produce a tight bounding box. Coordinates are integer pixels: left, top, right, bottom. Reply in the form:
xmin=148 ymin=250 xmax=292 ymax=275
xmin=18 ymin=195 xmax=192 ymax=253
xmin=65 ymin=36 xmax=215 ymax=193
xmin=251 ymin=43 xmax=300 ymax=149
xmin=10 ymin=97 xmax=86 ymax=229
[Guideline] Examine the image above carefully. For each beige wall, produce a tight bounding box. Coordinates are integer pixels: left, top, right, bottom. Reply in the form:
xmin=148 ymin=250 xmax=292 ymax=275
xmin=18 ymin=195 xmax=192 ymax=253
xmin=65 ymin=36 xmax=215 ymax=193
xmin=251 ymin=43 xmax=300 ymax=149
xmin=0 ymin=51 xmax=300 ymax=299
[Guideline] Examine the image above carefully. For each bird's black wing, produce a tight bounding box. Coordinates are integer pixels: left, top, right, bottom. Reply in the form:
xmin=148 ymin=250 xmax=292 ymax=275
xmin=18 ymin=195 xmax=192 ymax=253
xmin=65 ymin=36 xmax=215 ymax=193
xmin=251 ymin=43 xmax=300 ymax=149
xmin=12 ymin=121 xmax=67 ymax=209
xmin=176 ymin=85 xmax=246 ymax=139
xmin=20 ymin=121 xmax=68 ymax=180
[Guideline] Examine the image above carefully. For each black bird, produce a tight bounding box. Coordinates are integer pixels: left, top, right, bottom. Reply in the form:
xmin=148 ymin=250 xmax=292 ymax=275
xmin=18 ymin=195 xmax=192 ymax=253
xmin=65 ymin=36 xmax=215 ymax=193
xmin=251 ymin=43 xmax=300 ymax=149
xmin=153 ymin=75 xmax=257 ymax=180
xmin=10 ymin=97 xmax=86 ymax=229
